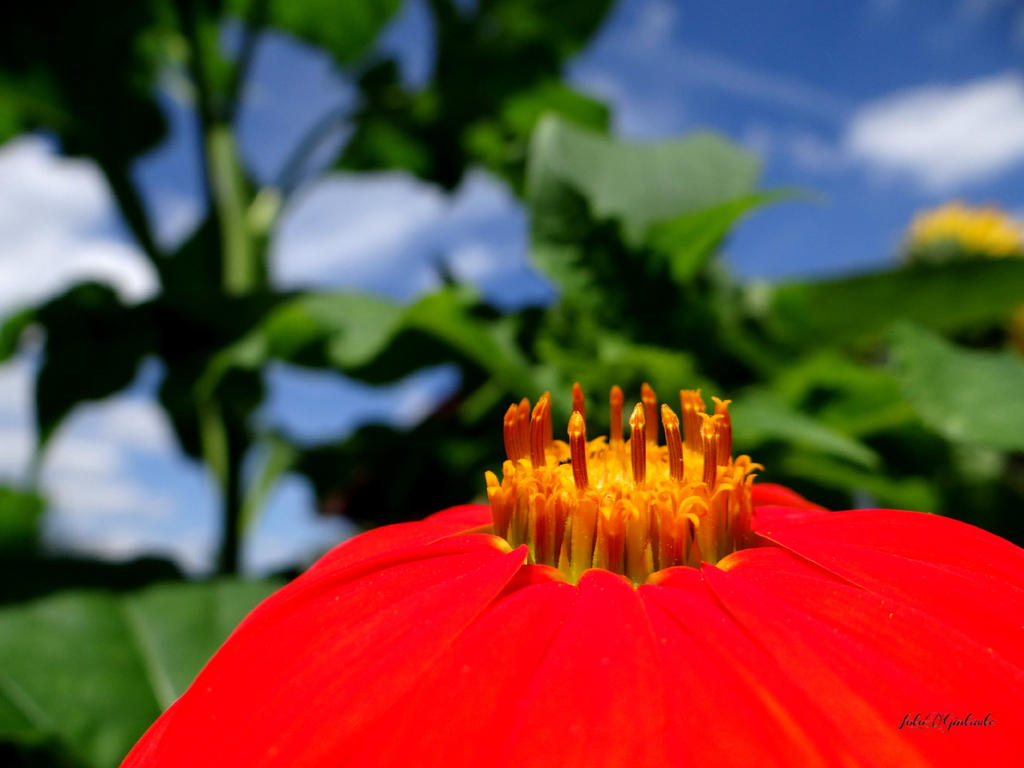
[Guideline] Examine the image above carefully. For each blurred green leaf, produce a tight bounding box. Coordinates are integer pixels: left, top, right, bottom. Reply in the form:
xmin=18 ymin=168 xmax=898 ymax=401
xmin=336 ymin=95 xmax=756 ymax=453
xmin=526 ymin=115 xmax=760 ymax=251
xmin=0 ymin=579 xmax=280 ymax=768
xmin=0 ymin=2 xmax=168 ymax=157
xmin=0 ymin=309 xmax=36 ymax=364
xmin=646 ymin=192 xmax=789 ymax=284
xmin=889 ymin=323 xmax=1024 ymax=450
xmin=767 ymin=352 xmax=915 ymax=437
xmin=464 ymin=80 xmax=608 ymax=189
xmin=764 ymin=259 xmax=1024 ymax=348
xmin=30 ymin=285 xmax=156 ymax=447
xmin=730 ymin=392 xmax=880 ymax=469
xmin=339 ymin=0 xmax=613 ymax=188
xmin=777 ymin=451 xmax=938 ymax=513
xmin=228 ymin=0 xmax=401 ymax=65
xmin=0 ymin=488 xmax=44 ymax=552
xmin=207 ymin=288 xmax=534 ymax=393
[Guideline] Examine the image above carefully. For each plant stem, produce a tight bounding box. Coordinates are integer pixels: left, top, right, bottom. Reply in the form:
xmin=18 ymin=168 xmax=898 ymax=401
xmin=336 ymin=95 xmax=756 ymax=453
xmin=181 ymin=0 xmax=261 ymax=295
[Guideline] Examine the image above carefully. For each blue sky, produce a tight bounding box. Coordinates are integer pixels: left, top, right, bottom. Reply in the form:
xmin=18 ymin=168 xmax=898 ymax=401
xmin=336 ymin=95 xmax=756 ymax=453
xmin=1 ymin=0 xmax=1022 ymax=574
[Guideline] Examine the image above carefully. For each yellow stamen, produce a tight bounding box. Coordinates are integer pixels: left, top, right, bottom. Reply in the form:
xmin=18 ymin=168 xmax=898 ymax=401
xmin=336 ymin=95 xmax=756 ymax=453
xmin=701 ymin=414 xmax=719 ymax=487
xmin=503 ymin=403 xmax=522 ymax=462
xmin=641 ymin=383 xmax=658 ymax=444
xmin=713 ymin=397 xmax=732 ymax=465
xmin=568 ymin=411 xmax=588 ymax=490
xmin=610 ymin=386 xmax=624 ymax=443
xmin=572 ymin=382 xmax=586 ymax=419
xmin=530 ymin=394 xmax=550 ymax=468
xmin=680 ymin=389 xmax=705 ymax=454
xmin=488 ymin=385 xmax=759 ymax=584
xmin=629 ymin=402 xmax=646 ymax=486
xmin=662 ymin=404 xmax=683 ymax=481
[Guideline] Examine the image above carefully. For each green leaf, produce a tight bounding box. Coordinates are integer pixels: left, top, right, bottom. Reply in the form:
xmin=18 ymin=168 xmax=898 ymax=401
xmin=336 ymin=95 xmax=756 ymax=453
xmin=0 ymin=2 xmax=168 ymax=158
xmin=206 ymin=289 xmax=534 ymax=395
xmin=464 ymin=80 xmax=609 ymax=189
xmin=33 ymin=284 xmax=155 ymax=446
xmin=764 ymin=259 xmax=1024 ymax=349
xmin=646 ymin=192 xmax=789 ymax=284
xmin=0 ymin=579 xmax=280 ymax=768
xmin=730 ymin=392 xmax=880 ymax=469
xmin=767 ymin=351 xmax=915 ymax=437
xmin=0 ymin=308 xmax=35 ymax=364
xmin=230 ymin=0 xmax=402 ymax=66
xmin=338 ymin=0 xmax=612 ymax=188
xmin=0 ymin=487 xmax=44 ymax=552
xmin=777 ymin=451 xmax=938 ymax=512
xmin=889 ymin=323 xmax=1024 ymax=450
xmin=526 ymin=115 xmax=760 ymax=248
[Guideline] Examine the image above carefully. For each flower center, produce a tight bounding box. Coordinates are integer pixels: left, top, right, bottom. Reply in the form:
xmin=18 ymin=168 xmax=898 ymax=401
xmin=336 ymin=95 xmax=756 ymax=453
xmin=486 ymin=384 xmax=761 ymax=584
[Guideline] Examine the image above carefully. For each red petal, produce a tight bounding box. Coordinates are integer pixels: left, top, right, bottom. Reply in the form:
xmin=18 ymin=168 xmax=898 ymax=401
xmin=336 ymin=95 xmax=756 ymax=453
xmin=750 ymin=483 xmax=828 ymax=512
xmin=307 ymin=504 xmax=493 ymax=577
xmin=705 ymin=547 xmax=1024 ymax=764
xmin=342 ymin=579 xmax=577 ymax=767
xmin=497 ymin=570 xmax=670 ymax=768
xmin=643 ymin=569 xmax=909 ymax=766
xmin=124 ymin=534 xmax=523 ymax=767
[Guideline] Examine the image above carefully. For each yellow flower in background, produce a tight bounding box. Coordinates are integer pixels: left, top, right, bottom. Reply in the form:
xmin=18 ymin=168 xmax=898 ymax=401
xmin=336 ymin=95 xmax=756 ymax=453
xmin=905 ymin=202 xmax=1024 ymax=355
xmin=907 ymin=201 xmax=1024 ymax=259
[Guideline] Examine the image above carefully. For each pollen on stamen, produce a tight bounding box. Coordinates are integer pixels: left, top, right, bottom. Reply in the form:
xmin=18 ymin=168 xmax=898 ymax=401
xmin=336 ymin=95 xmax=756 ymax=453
xmin=568 ymin=411 xmax=588 ymax=490
xmin=661 ymin=404 xmax=684 ymax=481
xmin=629 ymin=402 xmax=646 ymax=486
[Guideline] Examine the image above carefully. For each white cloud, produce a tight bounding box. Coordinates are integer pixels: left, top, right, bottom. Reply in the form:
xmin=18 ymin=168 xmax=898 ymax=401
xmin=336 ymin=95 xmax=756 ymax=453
xmin=271 ymin=171 xmax=447 ymax=299
xmin=66 ymin=398 xmax=176 ymax=454
xmin=570 ymin=0 xmax=850 ymax=137
xmin=272 ymin=167 xmax=549 ymax=307
xmin=40 ymin=397 xmax=186 ymax=522
xmin=844 ymin=72 xmax=1024 ymax=190
xmin=0 ymin=137 xmax=159 ymax=317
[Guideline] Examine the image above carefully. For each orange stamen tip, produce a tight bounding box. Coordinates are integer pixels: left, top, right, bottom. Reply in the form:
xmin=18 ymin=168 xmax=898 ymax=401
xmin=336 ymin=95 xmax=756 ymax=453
xmin=503 ymin=403 xmax=522 ymax=461
xmin=610 ymin=386 xmax=624 ymax=443
xmin=572 ymin=382 xmax=586 ymax=419
xmin=488 ymin=384 xmax=757 ymax=584
xmin=629 ymin=403 xmax=646 ymax=486
xmin=530 ymin=396 xmax=550 ymax=468
xmin=568 ymin=411 xmax=588 ymax=490
xmin=641 ymin=383 xmax=658 ymax=444
xmin=661 ymin=404 xmax=684 ymax=481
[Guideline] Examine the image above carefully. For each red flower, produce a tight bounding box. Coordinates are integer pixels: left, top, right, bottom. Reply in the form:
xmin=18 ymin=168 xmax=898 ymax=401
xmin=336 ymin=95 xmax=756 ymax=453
xmin=123 ymin=387 xmax=1024 ymax=767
